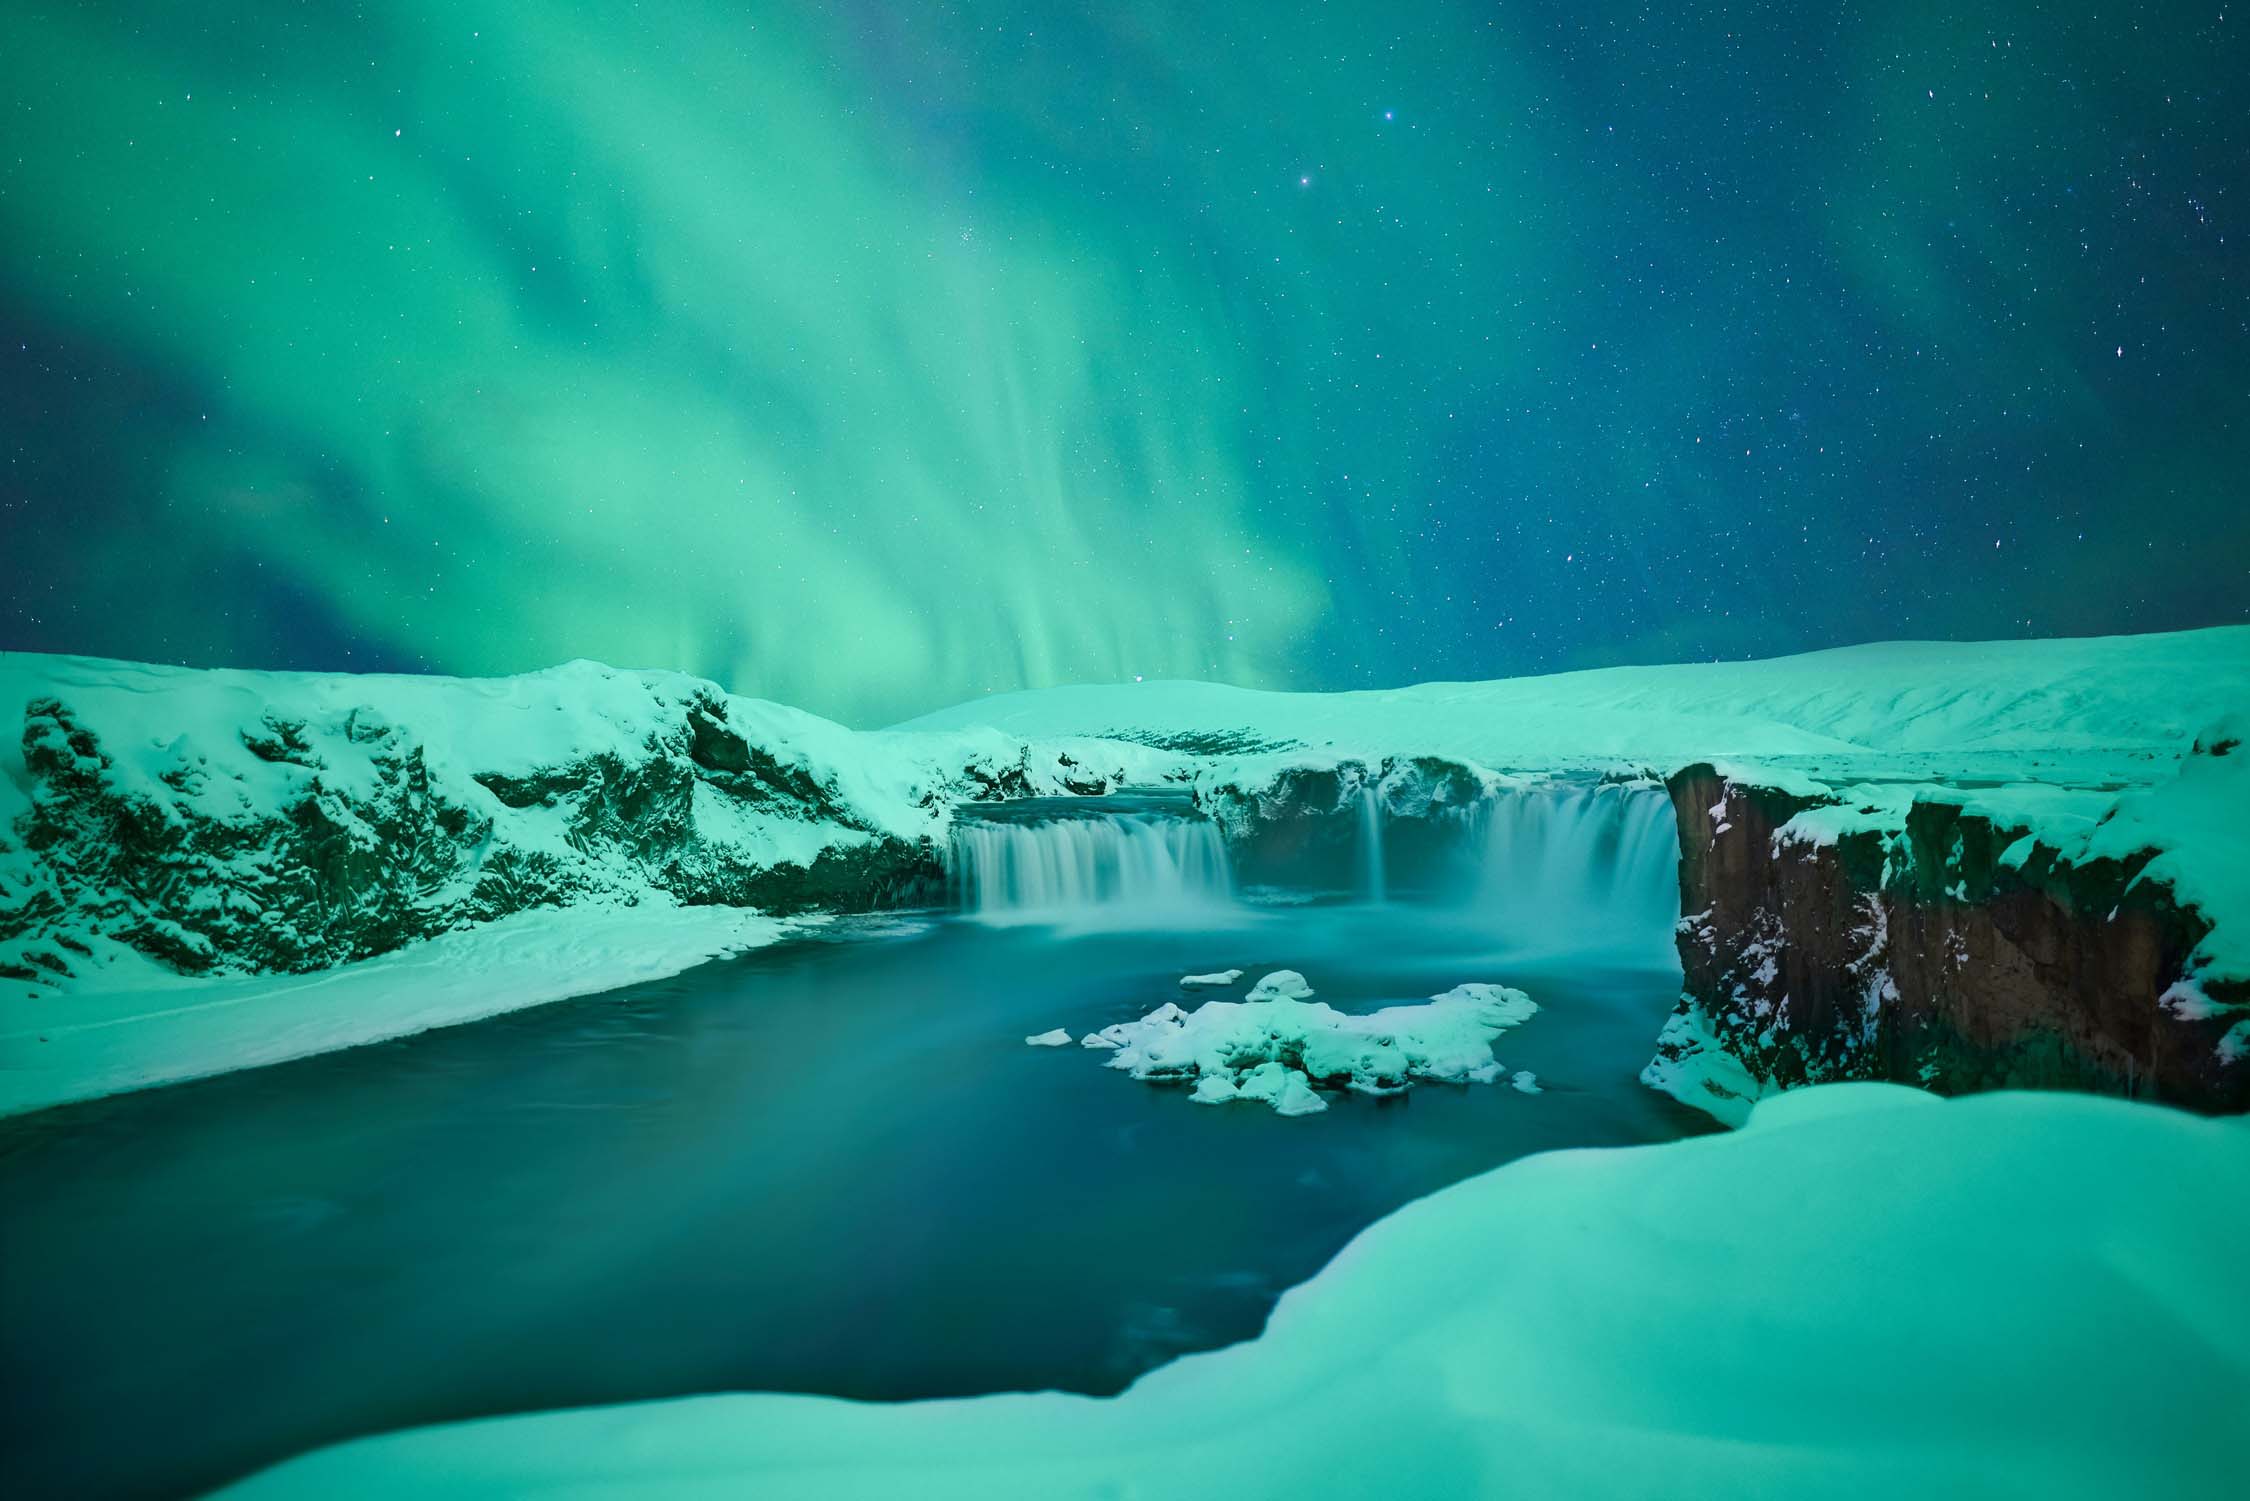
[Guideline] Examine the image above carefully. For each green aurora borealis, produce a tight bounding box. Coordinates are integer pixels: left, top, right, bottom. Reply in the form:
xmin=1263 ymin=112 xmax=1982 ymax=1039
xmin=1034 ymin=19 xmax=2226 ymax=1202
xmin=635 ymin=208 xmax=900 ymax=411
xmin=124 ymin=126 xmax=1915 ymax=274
xmin=2 ymin=1 xmax=2245 ymax=722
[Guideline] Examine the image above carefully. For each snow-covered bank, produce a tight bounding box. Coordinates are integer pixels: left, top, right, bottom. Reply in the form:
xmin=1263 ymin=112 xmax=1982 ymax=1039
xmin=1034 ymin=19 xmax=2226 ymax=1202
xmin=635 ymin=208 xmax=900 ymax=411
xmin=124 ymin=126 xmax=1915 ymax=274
xmin=217 ymin=1085 xmax=2250 ymax=1500
xmin=0 ymin=901 xmax=803 ymax=1117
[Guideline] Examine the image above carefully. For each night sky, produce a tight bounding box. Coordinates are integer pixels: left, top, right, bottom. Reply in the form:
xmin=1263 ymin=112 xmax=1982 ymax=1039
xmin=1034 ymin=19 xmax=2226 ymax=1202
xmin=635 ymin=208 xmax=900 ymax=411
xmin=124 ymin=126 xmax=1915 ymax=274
xmin=2 ymin=2 xmax=2244 ymax=724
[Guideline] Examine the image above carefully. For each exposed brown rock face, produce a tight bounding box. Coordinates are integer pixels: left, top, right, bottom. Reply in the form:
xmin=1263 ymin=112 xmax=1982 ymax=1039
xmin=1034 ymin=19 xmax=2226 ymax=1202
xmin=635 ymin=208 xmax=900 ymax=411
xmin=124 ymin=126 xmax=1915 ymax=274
xmin=1 ymin=691 xmax=949 ymax=986
xmin=1654 ymin=765 xmax=2246 ymax=1116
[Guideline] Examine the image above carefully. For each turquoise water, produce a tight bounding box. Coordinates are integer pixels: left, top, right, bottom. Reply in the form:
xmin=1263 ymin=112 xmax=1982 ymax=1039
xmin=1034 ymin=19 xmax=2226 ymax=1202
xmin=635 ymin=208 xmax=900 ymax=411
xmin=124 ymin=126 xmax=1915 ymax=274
xmin=0 ymin=899 xmax=1706 ymax=1498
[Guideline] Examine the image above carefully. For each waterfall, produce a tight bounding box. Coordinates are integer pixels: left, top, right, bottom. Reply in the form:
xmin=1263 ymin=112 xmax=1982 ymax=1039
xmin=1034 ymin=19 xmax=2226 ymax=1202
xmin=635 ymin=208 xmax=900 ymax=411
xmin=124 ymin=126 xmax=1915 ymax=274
xmin=1469 ymin=783 xmax=1678 ymax=958
xmin=951 ymin=812 xmax=1236 ymax=924
xmin=1357 ymin=785 xmax=1387 ymax=904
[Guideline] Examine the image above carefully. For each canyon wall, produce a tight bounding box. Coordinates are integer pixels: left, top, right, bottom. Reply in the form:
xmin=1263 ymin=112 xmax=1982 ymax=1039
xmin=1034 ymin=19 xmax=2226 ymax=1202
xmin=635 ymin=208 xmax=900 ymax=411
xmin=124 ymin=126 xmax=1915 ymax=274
xmin=1649 ymin=751 xmax=2247 ymax=1121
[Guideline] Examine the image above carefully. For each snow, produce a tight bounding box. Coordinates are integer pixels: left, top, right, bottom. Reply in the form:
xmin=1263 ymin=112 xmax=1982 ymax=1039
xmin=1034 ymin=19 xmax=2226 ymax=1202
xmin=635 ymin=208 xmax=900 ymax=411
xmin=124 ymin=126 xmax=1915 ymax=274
xmin=1771 ymin=780 xmax=2114 ymax=860
xmin=900 ymin=626 xmax=2250 ymax=784
xmin=1760 ymin=710 xmax=2250 ymax=1004
xmin=1511 ymin=1070 xmax=1542 ymax=1094
xmin=217 ymin=1085 xmax=2250 ymax=1501
xmin=1023 ymin=1028 xmax=1072 ymax=1047
xmin=1640 ymin=998 xmax=1776 ymax=1127
xmin=1179 ymin=969 xmax=1243 ymax=987
xmin=0 ymin=652 xmax=1192 ymax=922
xmin=0 ymin=654 xmax=916 ymax=859
xmin=1190 ymin=1060 xmax=1329 ymax=1115
xmin=0 ymin=900 xmax=803 ymax=1119
xmin=1077 ymin=979 xmax=1538 ymax=1113
xmin=2082 ymin=714 xmax=2250 ymax=986
xmin=1243 ymin=969 xmax=1314 ymax=1001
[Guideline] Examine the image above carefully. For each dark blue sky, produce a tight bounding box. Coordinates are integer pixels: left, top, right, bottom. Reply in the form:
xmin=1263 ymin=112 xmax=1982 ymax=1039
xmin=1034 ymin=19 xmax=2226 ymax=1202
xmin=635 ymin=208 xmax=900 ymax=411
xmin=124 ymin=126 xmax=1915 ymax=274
xmin=2 ymin=1 xmax=2244 ymax=721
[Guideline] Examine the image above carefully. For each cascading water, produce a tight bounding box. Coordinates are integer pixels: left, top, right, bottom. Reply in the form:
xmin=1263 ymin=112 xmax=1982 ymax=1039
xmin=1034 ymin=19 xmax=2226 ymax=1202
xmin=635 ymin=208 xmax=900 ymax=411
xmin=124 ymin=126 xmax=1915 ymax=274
xmin=1467 ymin=782 xmax=1679 ymax=958
xmin=1357 ymin=785 xmax=1387 ymax=904
xmin=951 ymin=802 xmax=1236 ymax=925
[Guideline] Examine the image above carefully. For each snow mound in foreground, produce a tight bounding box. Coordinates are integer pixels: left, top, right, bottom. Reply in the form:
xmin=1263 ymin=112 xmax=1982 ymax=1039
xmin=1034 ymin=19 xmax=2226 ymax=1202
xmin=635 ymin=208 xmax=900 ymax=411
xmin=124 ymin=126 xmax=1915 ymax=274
xmin=1073 ymin=977 xmax=1537 ymax=1114
xmin=218 ymin=1087 xmax=2250 ymax=1500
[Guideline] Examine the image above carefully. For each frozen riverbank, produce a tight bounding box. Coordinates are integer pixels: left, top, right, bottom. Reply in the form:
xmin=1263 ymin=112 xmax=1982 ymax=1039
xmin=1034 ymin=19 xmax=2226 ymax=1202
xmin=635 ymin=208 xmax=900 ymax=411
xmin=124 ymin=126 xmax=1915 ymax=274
xmin=0 ymin=901 xmax=802 ymax=1117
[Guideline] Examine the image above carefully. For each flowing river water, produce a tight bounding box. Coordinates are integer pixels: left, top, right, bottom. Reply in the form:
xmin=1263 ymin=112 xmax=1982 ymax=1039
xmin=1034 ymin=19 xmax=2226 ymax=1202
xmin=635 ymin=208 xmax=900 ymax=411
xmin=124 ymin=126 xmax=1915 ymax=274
xmin=0 ymin=786 xmax=1711 ymax=1498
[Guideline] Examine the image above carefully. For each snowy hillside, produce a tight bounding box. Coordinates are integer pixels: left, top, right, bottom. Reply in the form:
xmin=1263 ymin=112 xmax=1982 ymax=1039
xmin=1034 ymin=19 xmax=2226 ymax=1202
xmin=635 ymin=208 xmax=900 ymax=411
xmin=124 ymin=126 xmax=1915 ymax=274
xmin=215 ymin=1084 xmax=2250 ymax=1500
xmin=0 ymin=653 xmax=1170 ymax=985
xmin=901 ymin=626 xmax=2250 ymax=781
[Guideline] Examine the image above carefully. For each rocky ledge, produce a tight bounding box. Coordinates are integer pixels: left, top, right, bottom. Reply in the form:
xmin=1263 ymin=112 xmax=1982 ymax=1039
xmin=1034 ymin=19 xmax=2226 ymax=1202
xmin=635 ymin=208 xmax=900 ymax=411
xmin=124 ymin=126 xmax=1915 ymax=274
xmin=0 ymin=656 xmax=1142 ymax=989
xmin=1647 ymin=727 xmax=2248 ymax=1121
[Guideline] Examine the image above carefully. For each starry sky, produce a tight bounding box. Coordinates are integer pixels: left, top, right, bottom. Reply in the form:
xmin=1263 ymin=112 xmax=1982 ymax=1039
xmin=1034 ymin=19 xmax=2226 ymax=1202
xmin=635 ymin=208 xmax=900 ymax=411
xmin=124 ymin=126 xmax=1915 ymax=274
xmin=2 ymin=1 xmax=2244 ymax=725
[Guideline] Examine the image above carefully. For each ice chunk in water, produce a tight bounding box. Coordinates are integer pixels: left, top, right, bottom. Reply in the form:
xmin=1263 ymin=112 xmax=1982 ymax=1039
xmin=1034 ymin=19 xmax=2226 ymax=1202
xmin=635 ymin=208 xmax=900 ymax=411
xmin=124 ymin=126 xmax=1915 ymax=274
xmin=1244 ymin=970 xmax=1314 ymax=1002
xmin=1097 ymin=979 xmax=1536 ymax=1117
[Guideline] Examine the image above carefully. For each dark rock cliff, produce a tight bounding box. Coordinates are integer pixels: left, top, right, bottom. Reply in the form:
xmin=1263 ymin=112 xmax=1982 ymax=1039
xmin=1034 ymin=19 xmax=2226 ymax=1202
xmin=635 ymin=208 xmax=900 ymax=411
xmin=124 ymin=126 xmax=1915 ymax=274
xmin=1198 ymin=755 xmax=1489 ymax=891
xmin=1651 ymin=761 xmax=2246 ymax=1118
xmin=0 ymin=688 xmax=948 ymax=986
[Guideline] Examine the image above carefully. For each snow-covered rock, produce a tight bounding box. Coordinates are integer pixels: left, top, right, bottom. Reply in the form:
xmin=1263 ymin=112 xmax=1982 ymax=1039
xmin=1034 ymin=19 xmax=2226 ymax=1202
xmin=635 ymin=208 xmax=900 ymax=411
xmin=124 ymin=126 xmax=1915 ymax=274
xmin=1023 ymin=1028 xmax=1071 ymax=1047
xmin=1087 ymin=980 xmax=1537 ymax=1114
xmin=1190 ymin=1060 xmax=1328 ymax=1115
xmin=1179 ymin=969 xmax=1243 ymax=987
xmin=1651 ymin=736 xmax=2250 ymax=1120
xmin=1243 ymin=969 xmax=1313 ymax=1002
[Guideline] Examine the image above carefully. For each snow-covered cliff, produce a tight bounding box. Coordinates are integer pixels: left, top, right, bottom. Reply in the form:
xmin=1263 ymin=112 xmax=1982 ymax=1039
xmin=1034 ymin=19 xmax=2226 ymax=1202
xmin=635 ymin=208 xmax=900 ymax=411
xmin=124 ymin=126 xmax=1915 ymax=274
xmin=0 ymin=654 xmax=1182 ymax=994
xmin=1649 ymin=721 xmax=2249 ymax=1122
